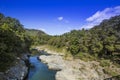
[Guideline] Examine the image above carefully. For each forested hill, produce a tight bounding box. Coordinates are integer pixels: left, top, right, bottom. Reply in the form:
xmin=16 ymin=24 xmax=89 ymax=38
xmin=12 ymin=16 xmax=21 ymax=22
xmin=92 ymin=15 xmax=120 ymax=32
xmin=0 ymin=12 xmax=120 ymax=71
xmin=25 ymin=29 xmax=46 ymax=37
xmin=0 ymin=13 xmax=31 ymax=71
xmin=25 ymin=29 xmax=50 ymax=45
xmin=24 ymin=15 xmax=120 ymax=63
xmin=37 ymin=15 xmax=120 ymax=63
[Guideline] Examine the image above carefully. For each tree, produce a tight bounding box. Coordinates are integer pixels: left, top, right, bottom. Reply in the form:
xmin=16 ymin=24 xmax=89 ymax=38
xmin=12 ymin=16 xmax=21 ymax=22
xmin=0 ymin=13 xmax=31 ymax=71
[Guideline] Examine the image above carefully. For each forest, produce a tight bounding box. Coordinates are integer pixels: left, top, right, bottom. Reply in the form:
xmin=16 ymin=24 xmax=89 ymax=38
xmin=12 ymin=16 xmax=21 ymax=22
xmin=0 ymin=13 xmax=120 ymax=72
xmin=0 ymin=13 xmax=32 ymax=71
xmin=29 ymin=15 xmax=120 ymax=63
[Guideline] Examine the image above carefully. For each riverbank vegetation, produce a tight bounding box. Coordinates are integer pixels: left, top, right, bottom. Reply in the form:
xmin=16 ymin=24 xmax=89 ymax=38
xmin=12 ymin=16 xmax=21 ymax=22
xmin=31 ymin=15 xmax=120 ymax=65
xmin=0 ymin=13 xmax=32 ymax=71
xmin=30 ymin=15 xmax=120 ymax=77
xmin=0 ymin=12 xmax=120 ymax=77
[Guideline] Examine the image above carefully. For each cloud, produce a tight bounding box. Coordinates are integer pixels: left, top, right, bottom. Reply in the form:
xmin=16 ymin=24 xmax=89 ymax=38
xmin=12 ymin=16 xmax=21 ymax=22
xmin=86 ymin=6 xmax=120 ymax=22
xmin=57 ymin=16 xmax=69 ymax=23
xmin=82 ymin=6 xmax=120 ymax=29
xmin=58 ymin=16 xmax=63 ymax=21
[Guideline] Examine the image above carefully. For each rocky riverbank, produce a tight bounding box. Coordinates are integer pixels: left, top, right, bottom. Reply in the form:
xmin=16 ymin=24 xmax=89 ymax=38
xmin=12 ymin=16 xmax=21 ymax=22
xmin=39 ymin=51 xmax=120 ymax=80
xmin=0 ymin=54 xmax=30 ymax=80
xmin=39 ymin=55 xmax=105 ymax=80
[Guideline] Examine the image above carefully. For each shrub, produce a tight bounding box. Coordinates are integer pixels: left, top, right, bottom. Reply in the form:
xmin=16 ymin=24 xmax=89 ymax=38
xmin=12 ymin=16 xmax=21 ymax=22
xmin=100 ymin=59 xmax=110 ymax=67
xmin=75 ymin=52 xmax=96 ymax=61
xmin=103 ymin=68 xmax=119 ymax=76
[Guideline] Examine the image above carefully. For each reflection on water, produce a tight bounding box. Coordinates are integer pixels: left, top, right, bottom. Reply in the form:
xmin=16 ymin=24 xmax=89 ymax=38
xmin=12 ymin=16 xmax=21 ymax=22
xmin=28 ymin=56 xmax=56 ymax=80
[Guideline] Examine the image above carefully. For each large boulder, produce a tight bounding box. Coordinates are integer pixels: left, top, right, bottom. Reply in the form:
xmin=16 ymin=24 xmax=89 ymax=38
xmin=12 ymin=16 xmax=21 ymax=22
xmin=39 ymin=55 xmax=65 ymax=71
xmin=0 ymin=54 xmax=29 ymax=80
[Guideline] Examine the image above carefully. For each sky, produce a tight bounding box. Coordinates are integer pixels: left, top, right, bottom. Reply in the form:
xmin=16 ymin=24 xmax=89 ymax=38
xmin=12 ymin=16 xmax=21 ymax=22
xmin=0 ymin=0 xmax=120 ymax=35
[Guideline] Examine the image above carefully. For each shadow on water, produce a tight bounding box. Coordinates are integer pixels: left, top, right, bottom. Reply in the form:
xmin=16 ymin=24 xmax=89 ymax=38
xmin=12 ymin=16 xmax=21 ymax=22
xmin=28 ymin=56 xmax=56 ymax=80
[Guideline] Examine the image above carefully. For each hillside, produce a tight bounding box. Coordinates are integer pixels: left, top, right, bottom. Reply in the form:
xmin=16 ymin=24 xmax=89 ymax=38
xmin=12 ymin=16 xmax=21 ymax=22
xmin=0 ymin=13 xmax=33 ymax=79
xmin=25 ymin=29 xmax=50 ymax=45
xmin=0 ymin=13 xmax=31 ymax=71
xmin=36 ymin=15 xmax=119 ymax=64
xmin=25 ymin=29 xmax=46 ymax=37
xmin=0 ymin=12 xmax=120 ymax=80
xmin=34 ymin=15 xmax=120 ymax=80
xmin=23 ymin=15 xmax=120 ymax=65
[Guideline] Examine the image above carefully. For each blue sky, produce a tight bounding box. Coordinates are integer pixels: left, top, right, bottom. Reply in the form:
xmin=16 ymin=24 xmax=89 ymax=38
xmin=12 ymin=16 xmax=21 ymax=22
xmin=0 ymin=0 xmax=120 ymax=35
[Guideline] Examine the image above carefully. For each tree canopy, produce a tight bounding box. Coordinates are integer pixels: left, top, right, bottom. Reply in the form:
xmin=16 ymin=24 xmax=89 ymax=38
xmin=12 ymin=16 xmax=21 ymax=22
xmin=35 ymin=15 xmax=120 ymax=63
xmin=0 ymin=13 xmax=120 ymax=71
xmin=0 ymin=13 xmax=32 ymax=71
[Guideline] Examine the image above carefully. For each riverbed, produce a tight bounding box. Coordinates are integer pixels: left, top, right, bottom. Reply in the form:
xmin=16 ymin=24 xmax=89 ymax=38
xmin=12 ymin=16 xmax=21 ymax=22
xmin=28 ymin=56 xmax=56 ymax=80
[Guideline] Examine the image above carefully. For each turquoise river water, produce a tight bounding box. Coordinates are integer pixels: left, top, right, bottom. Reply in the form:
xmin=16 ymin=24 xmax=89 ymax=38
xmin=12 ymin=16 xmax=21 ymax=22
xmin=28 ymin=56 xmax=56 ymax=80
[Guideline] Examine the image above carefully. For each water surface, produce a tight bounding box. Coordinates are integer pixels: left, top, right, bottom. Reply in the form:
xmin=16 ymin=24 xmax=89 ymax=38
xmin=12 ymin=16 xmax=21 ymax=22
xmin=28 ymin=56 xmax=56 ymax=80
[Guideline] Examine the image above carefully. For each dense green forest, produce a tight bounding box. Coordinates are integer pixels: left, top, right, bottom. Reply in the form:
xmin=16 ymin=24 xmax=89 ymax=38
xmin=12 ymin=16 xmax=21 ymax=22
xmin=30 ymin=15 xmax=120 ymax=63
xmin=48 ymin=16 xmax=120 ymax=56
xmin=0 ymin=13 xmax=31 ymax=71
xmin=25 ymin=29 xmax=50 ymax=45
xmin=0 ymin=13 xmax=120 ymax=71
xmin=51 ymin=16 xmax=120 ymax=62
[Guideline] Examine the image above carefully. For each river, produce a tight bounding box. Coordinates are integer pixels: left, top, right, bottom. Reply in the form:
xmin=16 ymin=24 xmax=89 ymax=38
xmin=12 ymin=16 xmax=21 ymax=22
xmin=28 ymin=56 xmax=56 ymax=80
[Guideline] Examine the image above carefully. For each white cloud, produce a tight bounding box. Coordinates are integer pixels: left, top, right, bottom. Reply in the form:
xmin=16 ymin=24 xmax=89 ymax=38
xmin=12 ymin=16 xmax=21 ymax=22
xmin=38 ymin=28 xmax=46 ymax=32
xmin=57 ymin=16 xmax=69 ymax=23
xmin=82 ymin=6 xmax=120 ymax=29
xmin=58 ymin=16 xmax=63 ymax=21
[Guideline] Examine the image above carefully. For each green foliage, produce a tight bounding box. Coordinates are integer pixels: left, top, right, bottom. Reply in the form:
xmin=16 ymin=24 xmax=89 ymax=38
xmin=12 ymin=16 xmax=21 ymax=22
xmin=103 ymin=68 xmax=119 ymax=76
xmin=0 ymin=53 xmax=15 ymax=71
xmin=0 ymin=13 xmax=32 ymax=72
xmin=100 ymin=60 xmax=110 ymax=67
xmin=75 ymin=52 xmax=96 ymax=61
xmin=40 ymin=15 xmax=120 ymax=63
xmin=115 ymin=44 xmax=120 ymax=51
xmin=2 ymin=13 xmax=120 ymax=72
xmin=69 ymin=45 xmax=79 ymax=55
xmin=25 ymin=29 xmax=50 ymax=45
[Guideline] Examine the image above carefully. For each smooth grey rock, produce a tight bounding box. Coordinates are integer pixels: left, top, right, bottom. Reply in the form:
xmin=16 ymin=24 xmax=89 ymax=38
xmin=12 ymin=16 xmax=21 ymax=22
xmin=0 ymin=54 xmax=29 ymax=80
